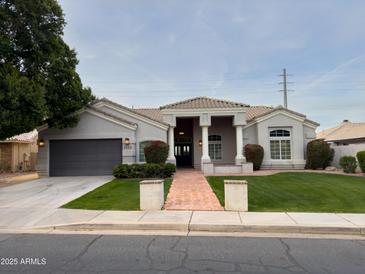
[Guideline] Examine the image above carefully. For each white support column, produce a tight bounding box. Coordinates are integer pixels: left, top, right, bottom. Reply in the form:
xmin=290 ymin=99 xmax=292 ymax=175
xmin=167 ymin=126 xmax=176 ymax=164
xmin=201 ymin=126 xmax=211 ymax=163
xmin=235 ymin=125 xmax=246 ymax=165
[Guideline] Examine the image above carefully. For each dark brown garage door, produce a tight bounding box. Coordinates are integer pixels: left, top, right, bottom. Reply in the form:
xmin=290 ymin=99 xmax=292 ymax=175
xmin=49 ymin=139 xmax=122 ymax=176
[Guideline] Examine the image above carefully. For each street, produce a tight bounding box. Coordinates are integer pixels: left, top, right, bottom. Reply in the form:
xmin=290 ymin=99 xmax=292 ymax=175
xmin=0 ymin=234 xmax=364 ymax=273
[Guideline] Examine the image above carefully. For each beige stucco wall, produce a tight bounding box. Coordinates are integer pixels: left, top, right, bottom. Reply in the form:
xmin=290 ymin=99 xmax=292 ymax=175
xmin=254 ymin=113 xmax=316 ymax=168
xmin=193 ymin=116 xmax=236 ymax=169
xmin=98 ymin=105 xmax=168 ymax=163
xmin=37 ymin=111 xmax=138 ymax=176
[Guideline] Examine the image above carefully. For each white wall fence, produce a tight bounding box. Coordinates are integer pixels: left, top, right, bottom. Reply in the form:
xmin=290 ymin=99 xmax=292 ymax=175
xmin=331 ymin=143 xmax=365 ymax=170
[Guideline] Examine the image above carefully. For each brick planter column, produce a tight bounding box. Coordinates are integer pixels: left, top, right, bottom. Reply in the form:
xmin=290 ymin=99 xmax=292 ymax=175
xmin=140 ymin=179 xmax=164 ymax=210
xmin=224 ymin=180 xmax=248 ymax=211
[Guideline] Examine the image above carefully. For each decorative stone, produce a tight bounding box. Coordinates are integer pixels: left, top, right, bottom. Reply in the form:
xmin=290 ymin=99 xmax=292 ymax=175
xmin=224 ymin=180 xmax=248 ymax=211
xmin=140 ymin=180 xmax=164 ymax=210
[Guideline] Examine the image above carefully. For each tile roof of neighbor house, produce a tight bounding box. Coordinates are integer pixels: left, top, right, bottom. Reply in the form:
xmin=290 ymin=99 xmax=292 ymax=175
xmin=3 ymin=129 xmax=38 ymax=143
xmin=160 ymin=96 xmax=250 ymax=109
xmin=317 ymin=121 xmax=365 ymax=141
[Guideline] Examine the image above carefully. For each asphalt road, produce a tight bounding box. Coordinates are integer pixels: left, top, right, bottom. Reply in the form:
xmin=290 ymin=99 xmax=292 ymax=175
xmin=0 ymin=234 xmax=365 ymax=273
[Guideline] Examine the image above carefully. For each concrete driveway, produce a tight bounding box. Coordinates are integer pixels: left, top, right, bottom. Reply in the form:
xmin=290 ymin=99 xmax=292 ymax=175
xmin=0 ymin=176 xmax=112 ymax=229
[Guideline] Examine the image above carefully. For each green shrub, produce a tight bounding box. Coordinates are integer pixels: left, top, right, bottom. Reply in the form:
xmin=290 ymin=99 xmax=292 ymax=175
xmin=356 ymin=151 xmax=365 ymax=173
xmin=144 ymin=163 xmax=162 ymax=178
xmin=128 ymin=164 xmax=145 ymax=178
xmin=112 ymin=164 xmax=129 ymax=178
xmin=112 ymin=163 xmax=176 ymax=179
xmin=306 ymin=139 xmax=333 ymax=169
xmin=244 ymin=144 xmax=264 ymax=171
xmin=144 ymin=141 xmax=169 ymax=164
xmin=163 ymin=163 xmax=176 ymax=177
xmin=339 ymin=156 xmax=357 ymax=173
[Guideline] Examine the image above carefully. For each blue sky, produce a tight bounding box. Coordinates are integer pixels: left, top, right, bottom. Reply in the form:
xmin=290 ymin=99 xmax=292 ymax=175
xmin=59 ymin=0 xmax=365 ymax=130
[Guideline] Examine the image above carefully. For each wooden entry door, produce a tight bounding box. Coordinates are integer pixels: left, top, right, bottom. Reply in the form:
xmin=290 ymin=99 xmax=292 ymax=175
xmin=175 ymin=144 xmax=192 ymax=167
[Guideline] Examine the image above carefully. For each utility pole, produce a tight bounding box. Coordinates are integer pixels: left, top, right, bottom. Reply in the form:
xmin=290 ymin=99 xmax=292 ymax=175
xmin=278 ymin=68 xmax=293 ymax=109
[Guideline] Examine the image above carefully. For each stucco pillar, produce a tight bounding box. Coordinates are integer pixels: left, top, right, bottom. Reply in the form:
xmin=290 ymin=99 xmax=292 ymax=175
xmin=235 ymin=125 xmax=246 ymax=165
xmin=167 ymin=126 xmax=176 ymax=164
xmin=201 ymin=125 xmax=211 ymax=163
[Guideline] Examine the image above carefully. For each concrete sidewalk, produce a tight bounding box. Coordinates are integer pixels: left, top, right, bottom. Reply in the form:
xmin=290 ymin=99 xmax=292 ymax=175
xmin=7 ymin=209 xmax=365 ymax=236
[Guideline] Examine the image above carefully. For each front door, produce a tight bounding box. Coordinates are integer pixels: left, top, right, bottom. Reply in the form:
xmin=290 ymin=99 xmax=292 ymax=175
xmin=175 ymin=144 xmax=192 ymax=167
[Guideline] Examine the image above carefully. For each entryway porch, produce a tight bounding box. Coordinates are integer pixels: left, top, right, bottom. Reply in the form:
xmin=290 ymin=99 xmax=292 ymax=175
xmin=166 ymin=116 xmax=253 ymax=175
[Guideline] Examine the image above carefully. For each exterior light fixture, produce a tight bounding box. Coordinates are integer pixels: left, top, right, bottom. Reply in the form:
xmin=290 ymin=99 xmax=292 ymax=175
xmin=199 ymin=139 xmax=202 ymax=146
xmin=38 ymin=139 xmax=45 ymax=147
xmin=179 ymin=131 xmax=184 ymax=135
xmin=124 ymin=138 xmax=130 ymax=145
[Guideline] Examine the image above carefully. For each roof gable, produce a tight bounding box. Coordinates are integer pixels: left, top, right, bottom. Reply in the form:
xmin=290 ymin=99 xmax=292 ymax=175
xmin=160 ymin=96 xmax=249 ymax=109
xmin=92 ymin=98 xmax=168 ymax=130
xmin=246 ymin=106 xmax=319 ymax=128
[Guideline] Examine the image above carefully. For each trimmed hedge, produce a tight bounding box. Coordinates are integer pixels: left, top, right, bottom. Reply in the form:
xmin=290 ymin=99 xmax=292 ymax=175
xmin=356 ymin=151 xmax=365 ymax=173
xmin=144 ymin=141 xmax=169 ymax=164
xmin=244 ymin=144 xmax=264 ymax=170
xmin=340 ymin=156 xmax=357 ymax=173
xmin=306 ymin=139 xmax=334 ymax=169
xmin=113 ymin=163 xmax=176 ymax=179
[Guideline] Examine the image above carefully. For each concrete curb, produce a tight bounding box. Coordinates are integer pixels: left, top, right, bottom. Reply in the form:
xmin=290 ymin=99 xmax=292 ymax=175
xmin=45 ymin=222 xmax=188 ymax=232
xmin=37 ymin=222 xmax=365 ymax=236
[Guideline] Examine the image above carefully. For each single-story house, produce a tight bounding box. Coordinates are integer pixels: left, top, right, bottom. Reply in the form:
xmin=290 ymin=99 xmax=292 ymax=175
xmin=317 ymin=120 xmax=365 ymax=145
xmin=317 ymin=120 xmax=365 ymax=169
xmin=0 ymin=130 xmax=38 ymax=172
xmin=37 ymin=96 xmax=319 ymax=176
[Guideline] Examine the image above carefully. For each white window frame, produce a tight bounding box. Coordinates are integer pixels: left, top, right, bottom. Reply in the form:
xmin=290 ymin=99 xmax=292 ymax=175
xmin=269 ymin=129 xmax=292 ymax=160
xmin=208 ymin=135 xmax=222 ymax=160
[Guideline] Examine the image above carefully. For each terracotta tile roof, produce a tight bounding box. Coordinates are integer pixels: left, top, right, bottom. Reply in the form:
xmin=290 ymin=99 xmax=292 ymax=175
xmin=92 ymin=97 xmax=318 ymax=127
xmin=245 ymin=106 xmax=273 ymax=121
xmin=133 ymin=108 xmax=163 ymax=122
xmin=246 ymin=105 xmax=319 ymax=126
xmin=4 ymin=129 xmax=38 ymax=143
xmin=317 ymin=121 xmax=365 ymax=141
xmin=160 ymin=96 xmax=249 ymax=109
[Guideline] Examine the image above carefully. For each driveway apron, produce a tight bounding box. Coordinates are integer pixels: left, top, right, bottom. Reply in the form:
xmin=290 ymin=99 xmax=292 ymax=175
xmin=0 ymin=176 xmax=111 ymax=229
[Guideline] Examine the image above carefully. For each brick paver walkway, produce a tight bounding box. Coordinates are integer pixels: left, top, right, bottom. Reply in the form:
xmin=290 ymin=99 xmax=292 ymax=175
xmin=164 ymin=169 xmax=224 ymax=211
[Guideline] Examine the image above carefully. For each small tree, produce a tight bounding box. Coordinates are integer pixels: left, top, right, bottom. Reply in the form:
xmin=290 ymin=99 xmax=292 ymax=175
xmin=306 ymin=139 xmax=333 ymax=169
xmin=244 ymin=144 xmax=264 ymax=171
xmin=356 ymin=151 xmax=365 ymax=173
xmin=144 ymin=141 xmax=169 ymax=164
xmin=340 ymin=156 xmax=357 ymax=173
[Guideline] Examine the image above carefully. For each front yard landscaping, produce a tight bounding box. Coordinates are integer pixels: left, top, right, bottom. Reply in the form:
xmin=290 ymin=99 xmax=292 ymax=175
xmin=207 ymin=172 xmax=365 ymax=213
xmin=63 ymin=178 xmax=172 ymax=210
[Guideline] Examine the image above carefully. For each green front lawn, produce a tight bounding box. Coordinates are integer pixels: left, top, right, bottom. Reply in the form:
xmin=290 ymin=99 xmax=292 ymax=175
xmin=63 ymin=178 xmax=172 ymax=211
xmin=207 ymin=172 xmax=365 ymax=213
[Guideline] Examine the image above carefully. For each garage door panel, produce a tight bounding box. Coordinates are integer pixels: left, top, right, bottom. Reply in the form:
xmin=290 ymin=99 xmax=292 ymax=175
xmin=50 ymin=139 xmax=122 ymax=176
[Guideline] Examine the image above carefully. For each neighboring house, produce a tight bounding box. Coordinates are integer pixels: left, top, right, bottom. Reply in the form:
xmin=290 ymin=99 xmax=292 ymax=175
xmin=317 ymin=120 xmax=365 ymax=169
xmin=37 ymin=96 xmax=319 ymax=176
xmin=0 ymin=130 xmax=38 ymax=172
xmin=317 ymin=120 xmax=365 ymax=145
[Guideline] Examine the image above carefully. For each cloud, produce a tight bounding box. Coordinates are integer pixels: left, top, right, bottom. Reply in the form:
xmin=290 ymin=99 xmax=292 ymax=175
xmin=58 ymin=0 xmax=365 ymax=126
